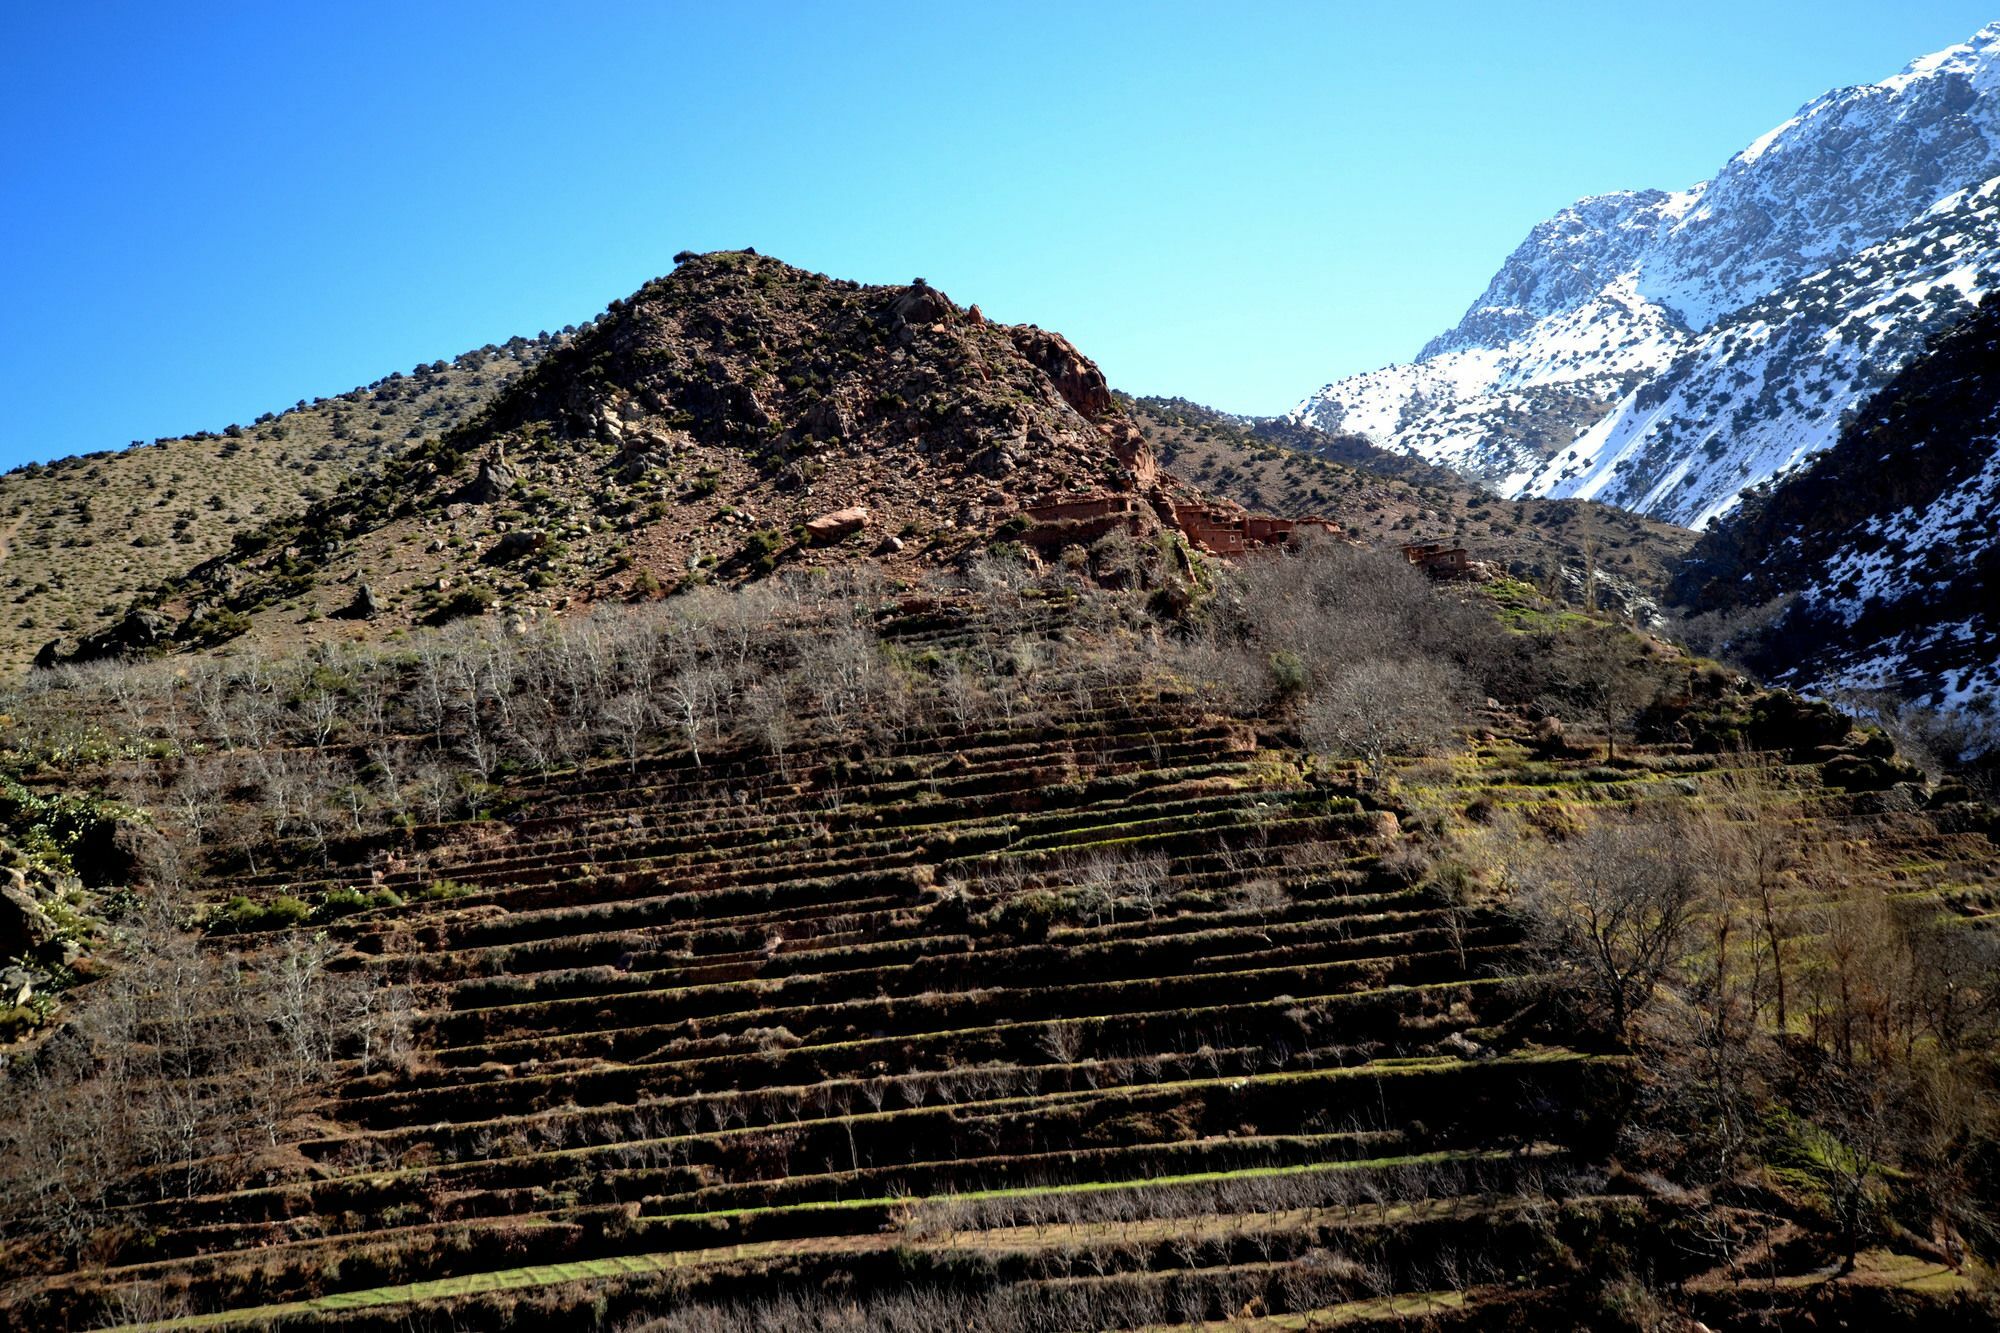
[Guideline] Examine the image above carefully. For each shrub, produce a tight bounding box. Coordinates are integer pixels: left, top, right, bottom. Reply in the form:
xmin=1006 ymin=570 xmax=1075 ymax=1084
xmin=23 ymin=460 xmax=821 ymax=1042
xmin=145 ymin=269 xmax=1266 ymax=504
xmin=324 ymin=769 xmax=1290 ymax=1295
xmin=1268 ymin=650 xmax=1308 ymax=699
xmin=431 ymin=587 xmax=494 ymax=624
xmin=738 ymin=529 xmax=786 ymax=574
xmin=185 ymin=607 xmax=253 ymax=646
xmin=979 ymin=890 xmax=1066 ymax=943
xmin=210 ymin=894 xmax=313 ymax=933
xmin=319 ymin=886 xmax=404 ymax=918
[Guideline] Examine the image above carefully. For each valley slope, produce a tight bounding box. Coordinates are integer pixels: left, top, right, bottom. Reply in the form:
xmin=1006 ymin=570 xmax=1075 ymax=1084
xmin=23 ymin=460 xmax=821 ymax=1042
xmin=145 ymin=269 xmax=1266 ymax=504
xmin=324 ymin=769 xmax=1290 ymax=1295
xmin=1672 ymin=292 xmax=2000 ymax=726
xmin=1132 ymin=396 xmax=1695 ymax=615
xmin=0 ymin=337 xmax=554 ymax=672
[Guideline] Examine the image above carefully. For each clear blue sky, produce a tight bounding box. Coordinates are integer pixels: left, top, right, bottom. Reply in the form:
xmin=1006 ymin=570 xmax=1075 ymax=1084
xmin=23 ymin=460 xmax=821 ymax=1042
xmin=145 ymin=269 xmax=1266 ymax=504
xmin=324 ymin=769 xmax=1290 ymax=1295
xmin=3 ymin=1 xmax=1995 ymax=466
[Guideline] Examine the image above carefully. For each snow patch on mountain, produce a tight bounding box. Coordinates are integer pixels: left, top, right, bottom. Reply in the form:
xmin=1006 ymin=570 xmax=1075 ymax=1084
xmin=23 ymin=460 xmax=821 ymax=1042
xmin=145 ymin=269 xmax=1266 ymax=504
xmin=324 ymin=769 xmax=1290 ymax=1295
xmin=1528 ymin=175 xmax=2000 ymax=526
xmin=1292 ymin=21 xmax=2000 ymax=528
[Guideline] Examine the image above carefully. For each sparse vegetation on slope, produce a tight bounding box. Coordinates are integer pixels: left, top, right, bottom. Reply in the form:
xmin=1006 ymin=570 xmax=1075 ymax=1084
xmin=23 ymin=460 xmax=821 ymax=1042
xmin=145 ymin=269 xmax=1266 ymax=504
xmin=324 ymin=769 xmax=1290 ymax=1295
xmin=1 ymin=337 xmax=556 ymax=676
xmin=49 ymin=252 xmax=1189 ymax=668
xmin=1128 ymin=397 xmax=1696 ymax=617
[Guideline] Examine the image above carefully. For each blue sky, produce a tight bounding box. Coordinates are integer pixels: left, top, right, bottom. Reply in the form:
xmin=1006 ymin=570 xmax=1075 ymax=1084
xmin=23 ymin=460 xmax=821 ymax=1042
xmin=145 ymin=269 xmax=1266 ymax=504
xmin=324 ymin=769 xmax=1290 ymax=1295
xmin=3 ymin=2 xmax=1995 ymax=466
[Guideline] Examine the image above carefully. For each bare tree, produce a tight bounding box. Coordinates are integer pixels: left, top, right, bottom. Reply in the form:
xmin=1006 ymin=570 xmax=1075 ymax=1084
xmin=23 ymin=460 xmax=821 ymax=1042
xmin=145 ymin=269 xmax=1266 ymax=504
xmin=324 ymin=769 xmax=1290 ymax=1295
xmin=1300 ymin=656 xmax=1465 ymax=780
xmin=1517 ymin=804 xmax=1707 ymax=1042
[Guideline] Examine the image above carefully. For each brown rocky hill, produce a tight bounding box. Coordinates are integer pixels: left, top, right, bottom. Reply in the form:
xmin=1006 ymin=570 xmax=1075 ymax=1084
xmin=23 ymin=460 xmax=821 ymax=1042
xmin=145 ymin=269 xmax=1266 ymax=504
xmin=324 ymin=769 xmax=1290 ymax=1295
xmin=1130 ymin=396 xmax=1697 ymax=613
xmin=0 ymin=336 xmax=556 ymax=673
xmin=50 ymin=252 xmax=1285 ymax=663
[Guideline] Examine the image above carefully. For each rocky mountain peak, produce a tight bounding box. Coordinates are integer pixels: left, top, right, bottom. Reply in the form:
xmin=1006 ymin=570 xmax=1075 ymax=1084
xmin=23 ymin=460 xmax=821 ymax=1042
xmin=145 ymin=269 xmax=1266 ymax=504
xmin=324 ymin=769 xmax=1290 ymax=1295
xmin=480 ymin=250 xmax=1153 ymax=488
xmin=1418 ymin=189 xmax=1696 ymax=360
xmin=47 ymin=252 xmax=1217 ymax=662
xmin=1291 ymin=23 xmax=2000 ymax=528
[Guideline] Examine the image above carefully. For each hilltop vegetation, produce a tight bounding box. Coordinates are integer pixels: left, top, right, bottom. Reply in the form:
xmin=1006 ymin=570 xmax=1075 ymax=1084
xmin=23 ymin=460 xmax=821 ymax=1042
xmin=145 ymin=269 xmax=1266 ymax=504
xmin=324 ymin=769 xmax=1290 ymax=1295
xmin=0 ymin=337 xmax=556 ymax=675
xmin=0 ymin=539 xmax=1995 ymax=1330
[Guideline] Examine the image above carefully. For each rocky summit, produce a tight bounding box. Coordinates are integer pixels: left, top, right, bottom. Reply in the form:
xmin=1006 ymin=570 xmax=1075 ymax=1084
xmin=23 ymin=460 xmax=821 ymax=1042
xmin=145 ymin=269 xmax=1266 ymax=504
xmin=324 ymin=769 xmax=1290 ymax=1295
xmin=50 ymin=252 xmax=1295 ymax=664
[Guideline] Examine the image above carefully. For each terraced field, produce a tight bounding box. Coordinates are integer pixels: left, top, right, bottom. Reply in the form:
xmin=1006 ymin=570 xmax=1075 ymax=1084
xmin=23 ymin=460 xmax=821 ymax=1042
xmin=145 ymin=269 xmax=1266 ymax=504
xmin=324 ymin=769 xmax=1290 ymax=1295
xmin=3 ymin=585 xmax=1996 ymax=1332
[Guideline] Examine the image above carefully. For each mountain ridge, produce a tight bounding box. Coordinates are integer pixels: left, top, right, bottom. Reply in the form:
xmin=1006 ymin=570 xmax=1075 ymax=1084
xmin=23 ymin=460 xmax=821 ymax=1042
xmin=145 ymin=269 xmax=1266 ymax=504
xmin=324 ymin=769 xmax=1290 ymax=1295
xmin=44 ymin=251 xmax=1224 ymax=664
xmin=1291 ymin=21 xmax=2000 ymax=528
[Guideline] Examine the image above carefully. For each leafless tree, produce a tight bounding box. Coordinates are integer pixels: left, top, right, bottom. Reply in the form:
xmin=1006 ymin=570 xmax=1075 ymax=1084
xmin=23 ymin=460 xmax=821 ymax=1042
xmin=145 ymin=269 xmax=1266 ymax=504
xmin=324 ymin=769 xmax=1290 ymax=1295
xmin=1516 ymin=804 xmax=1707 ymax=1042
xmin=1300 ymin=656 xmax=1466 ymax=780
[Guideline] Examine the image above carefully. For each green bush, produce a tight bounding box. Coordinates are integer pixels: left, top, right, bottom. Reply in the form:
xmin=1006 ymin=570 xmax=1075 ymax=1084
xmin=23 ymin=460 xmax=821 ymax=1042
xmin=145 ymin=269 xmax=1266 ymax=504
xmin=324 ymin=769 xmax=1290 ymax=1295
xmin=979 ymin=890 xmax=1067 ymax=943
xmin=1268 ymin=650 xmax=1308 ymax=698
xmin=738 ymin=529 xmax=786 ymax=574
xmin=185 ymin=607 xmax=253 ymax=646
xmin=431 ymin=587 xmax=494 ymax=624
xmin=318 ymin=886 xmax=404 ymax=918
xmin=210 ymin=894 xmax=313 ymax=933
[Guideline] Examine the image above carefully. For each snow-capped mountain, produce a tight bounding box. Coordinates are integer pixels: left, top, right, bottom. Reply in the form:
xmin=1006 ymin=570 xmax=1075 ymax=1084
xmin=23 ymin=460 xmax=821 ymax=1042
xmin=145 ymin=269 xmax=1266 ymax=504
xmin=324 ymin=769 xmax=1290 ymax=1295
xmin=1292 ymin=22 xmax=2000 ymax=528
xmin=1672 ymin=292 xmax=2000 ymax=726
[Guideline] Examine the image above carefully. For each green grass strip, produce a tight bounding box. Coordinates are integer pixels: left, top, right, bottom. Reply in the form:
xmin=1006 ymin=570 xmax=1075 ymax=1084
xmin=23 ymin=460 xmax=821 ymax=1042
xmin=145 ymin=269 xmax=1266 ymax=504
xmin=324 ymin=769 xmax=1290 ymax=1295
xmin=102 ymin=1148 xmax=1535 ymax=1331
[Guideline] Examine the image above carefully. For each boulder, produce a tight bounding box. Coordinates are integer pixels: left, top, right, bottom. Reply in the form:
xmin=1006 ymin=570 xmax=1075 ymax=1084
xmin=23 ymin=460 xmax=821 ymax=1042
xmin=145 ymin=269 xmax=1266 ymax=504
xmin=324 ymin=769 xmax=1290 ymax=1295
xmin=0 ymin=868 xmax=56 ymax=962
xmin=890 ymin=280 xmax=955 ymax=329
xmin=971 ymin=444 xmax=1020 ymax=478
xmin=486 ymin=530 xmax=548 ymax=564
xmin=1099 ymin=418 xmax=1159 ymax=486
xmin=618 ymin=451 xmax=670 ymax=482
xmin=455 ymin=453 xmax=518 ymax=505
xmin=804 ymin=507 xmax=869 ymax=545
xmin=60 ymin=607 xmax=172 ymax=665
xmin=343 ymin=583 xmax=382 ymax=620
xmin=1007 ymin=325 xmax=1114 ymax=419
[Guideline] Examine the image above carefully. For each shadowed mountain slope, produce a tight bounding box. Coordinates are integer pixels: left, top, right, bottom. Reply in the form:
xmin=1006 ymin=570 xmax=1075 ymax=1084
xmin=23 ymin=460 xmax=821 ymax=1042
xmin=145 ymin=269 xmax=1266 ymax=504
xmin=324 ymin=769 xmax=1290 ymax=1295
xmin=1673 ymin=292 xmax=2000 ymax=724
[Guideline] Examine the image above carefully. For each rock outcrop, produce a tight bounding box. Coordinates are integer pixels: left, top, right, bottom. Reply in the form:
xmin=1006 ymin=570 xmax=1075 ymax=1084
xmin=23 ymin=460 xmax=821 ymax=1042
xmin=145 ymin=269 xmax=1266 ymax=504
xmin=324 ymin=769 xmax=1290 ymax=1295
xmin=455 ymin=451 xmax=518 ymax=505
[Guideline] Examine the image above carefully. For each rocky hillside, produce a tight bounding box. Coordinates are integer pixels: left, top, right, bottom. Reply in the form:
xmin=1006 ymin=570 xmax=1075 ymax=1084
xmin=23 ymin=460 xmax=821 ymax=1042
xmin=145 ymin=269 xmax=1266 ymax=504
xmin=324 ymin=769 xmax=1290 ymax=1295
xmin=1672 ymin=292 xmax=2000 ymax=729
xmin=1132 ymin=396 xmax=1695 ymax=616
xmin=1291 ymin=22 xmax=2000 ymax=528
xmin=0 ymin=337 xmax=555 ymax=673
xmin=50 ymin=252 xmax=1205 ymax=664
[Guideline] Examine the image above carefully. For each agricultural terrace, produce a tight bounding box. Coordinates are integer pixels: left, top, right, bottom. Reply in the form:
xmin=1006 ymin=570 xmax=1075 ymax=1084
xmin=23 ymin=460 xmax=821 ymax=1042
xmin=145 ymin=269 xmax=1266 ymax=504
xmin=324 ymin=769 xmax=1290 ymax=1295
xmin=0 ymin=541 xmax=1995 ymax=1330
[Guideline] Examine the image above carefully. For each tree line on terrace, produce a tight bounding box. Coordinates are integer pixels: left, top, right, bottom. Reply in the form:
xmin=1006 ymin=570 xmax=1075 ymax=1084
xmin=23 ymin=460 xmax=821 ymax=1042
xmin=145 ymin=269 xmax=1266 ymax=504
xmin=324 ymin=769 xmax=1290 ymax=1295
xmin=0 ymin=539 xmax=1604 ymax=868
xmin=1509 ymin=766 xmax=2000 ymax=1280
